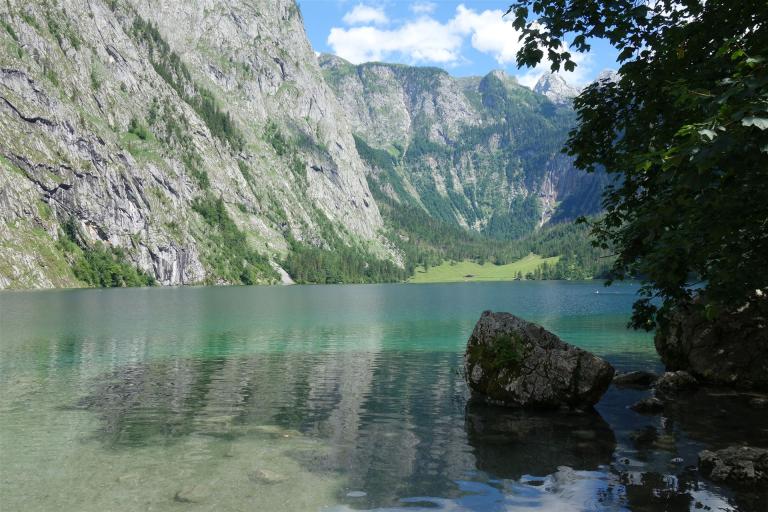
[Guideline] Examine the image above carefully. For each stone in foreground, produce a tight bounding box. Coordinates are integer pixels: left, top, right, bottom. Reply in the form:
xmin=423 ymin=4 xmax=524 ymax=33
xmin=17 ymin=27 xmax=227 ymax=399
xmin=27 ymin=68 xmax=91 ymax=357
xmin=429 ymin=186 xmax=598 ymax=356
xmin=464 ymin=311 xmax=615 ymax=408
xmin=699 ymin=446 xmax=768 ymax=488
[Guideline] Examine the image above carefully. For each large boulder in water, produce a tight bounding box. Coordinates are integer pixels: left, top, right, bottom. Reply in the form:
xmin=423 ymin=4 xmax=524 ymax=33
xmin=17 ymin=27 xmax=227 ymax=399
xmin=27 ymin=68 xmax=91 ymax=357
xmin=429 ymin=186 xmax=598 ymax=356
xmin=699 ymin=446 xmax=768 ymax=488
xmin=655 ymin=296 xmax=768 ymax=390
xmin=464 ymin=311 xmax=615 ymax=408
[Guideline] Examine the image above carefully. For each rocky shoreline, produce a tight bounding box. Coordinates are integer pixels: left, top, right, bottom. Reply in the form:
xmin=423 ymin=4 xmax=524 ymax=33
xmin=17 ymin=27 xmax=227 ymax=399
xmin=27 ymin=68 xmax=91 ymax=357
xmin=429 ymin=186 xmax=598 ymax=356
xmin=464 ymin=310 xmax=768 ymax=504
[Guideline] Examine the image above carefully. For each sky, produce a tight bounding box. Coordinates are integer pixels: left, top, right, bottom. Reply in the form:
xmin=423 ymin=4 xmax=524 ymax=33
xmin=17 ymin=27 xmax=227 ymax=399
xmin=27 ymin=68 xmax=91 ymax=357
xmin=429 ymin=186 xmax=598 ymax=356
xmin=298 ymin=1 xmax=619 ymax=88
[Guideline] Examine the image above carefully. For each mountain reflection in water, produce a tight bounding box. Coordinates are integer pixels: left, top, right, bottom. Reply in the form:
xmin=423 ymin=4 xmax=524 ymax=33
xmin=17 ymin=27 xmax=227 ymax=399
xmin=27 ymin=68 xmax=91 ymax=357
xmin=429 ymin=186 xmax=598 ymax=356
xmin=1 ymin=283 xmax=765 ymax=511
xmin=74 ymin=351 xmax=765 ymax=511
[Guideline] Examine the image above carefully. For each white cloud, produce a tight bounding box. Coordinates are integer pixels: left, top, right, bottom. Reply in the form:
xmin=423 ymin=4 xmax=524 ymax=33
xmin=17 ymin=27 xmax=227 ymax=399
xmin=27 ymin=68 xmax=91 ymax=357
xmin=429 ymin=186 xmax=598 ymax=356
xmin=450 ymin=5 xmax=521 ymax=65
xmin=328 ymin=3 xmax=594 ymax=86
xmin=328 ymin=18 xmax=464 ymax=64
xmin=410 ymin=2 xmax=436 ymax=14
xmin=342 ymin=4 xmax=389 ymax=26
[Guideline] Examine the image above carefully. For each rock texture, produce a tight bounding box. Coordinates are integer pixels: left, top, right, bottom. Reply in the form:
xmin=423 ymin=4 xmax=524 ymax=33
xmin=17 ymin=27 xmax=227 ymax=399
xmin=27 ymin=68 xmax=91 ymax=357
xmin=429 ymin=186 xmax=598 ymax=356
xmin=320 ymin=55 xmax=605 ymax=234
xmin=654 ymin=370 xmax=699 ymax=396
xmin=655 ymin=297 xmax=768 ymax=390
xmin=699 ymin=446 xmax=768 ymax=488
xmin=0 ymin=0 xmax=391 ymax=288
xmin=533 ymin=73 xmax=580 ymax=105
xmin=464 ymin=311 xmax=615 ymax=408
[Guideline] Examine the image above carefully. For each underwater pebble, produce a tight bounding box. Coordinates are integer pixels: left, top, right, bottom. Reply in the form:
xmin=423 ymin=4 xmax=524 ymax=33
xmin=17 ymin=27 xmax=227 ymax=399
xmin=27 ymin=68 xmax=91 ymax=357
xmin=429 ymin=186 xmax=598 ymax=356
xmin=248 ymin=469 xmax=287 ymax=484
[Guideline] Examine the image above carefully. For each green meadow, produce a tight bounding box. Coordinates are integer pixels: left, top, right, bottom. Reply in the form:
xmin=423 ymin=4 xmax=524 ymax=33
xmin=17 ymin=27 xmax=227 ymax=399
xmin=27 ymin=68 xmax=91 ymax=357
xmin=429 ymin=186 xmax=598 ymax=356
xmin=408 ymin=254 xmax=560 ymax=283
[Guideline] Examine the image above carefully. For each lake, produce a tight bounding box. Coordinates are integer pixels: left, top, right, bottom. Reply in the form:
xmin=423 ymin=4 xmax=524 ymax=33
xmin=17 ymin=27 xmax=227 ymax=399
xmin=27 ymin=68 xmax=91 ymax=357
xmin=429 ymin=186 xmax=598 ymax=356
xmin=0 ymin=282 xmax=764 ymax=511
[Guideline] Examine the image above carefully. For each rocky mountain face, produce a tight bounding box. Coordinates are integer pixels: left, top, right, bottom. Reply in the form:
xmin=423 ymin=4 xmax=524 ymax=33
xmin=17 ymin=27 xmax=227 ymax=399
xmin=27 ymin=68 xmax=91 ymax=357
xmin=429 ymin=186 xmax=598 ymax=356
xmin=533 ymin=73 xmax=581 ymax=105
xmin=0 ymin=0 xmax=391 ymax=289
xmin=0 ymin=0 xmax=603 ymax=290
xmin=319 ymin=55 xmax=603 ymax=239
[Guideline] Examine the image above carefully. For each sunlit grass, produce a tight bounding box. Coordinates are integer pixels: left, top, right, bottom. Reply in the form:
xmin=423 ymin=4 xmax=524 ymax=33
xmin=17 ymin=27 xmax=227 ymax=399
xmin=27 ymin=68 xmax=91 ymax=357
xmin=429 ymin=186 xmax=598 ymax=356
xmin=408 ymin=254 xmax=560 ymax=283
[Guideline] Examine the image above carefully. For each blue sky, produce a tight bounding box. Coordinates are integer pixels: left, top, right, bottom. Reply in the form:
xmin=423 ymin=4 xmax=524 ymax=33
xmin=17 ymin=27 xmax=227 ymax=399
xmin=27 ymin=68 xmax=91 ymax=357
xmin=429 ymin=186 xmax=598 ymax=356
xmin=298 ymin=1 xmax=619 ymax=88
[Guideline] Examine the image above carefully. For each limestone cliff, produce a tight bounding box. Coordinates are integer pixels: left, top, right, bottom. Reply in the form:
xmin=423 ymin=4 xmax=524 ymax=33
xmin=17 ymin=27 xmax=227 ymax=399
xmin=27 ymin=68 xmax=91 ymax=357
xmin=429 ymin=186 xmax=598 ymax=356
xmin=319 ymin=55 xmax=603 ymax=238
xmin=0 ymin=0 xmax=389 ymax=288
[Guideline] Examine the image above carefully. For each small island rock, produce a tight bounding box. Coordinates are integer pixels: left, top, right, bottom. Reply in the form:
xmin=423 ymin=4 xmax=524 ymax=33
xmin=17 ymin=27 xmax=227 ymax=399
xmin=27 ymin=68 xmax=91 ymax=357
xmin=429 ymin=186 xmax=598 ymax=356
xmin=630 ymin=396 xmax=665 ymax=414
xmin=464 ymin=311 xmax=615 ymax=408
xmin=699 ymin=446 xmax=768 ymax=487
xmin=654 ymin=370 xmax=699 ymax=396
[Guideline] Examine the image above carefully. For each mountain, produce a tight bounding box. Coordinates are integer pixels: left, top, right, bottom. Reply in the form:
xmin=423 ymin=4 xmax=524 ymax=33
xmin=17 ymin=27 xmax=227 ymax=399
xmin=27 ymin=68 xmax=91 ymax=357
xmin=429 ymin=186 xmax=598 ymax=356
xmin=533 ymin=73 xmax=581 ymax=105
xmin=0 ymin=0 xmax=404 ymax=289
xmin=319 ymin=55 xmax=603 ymax=240
xmin=0 ymin=1 xmax=605 ymax=289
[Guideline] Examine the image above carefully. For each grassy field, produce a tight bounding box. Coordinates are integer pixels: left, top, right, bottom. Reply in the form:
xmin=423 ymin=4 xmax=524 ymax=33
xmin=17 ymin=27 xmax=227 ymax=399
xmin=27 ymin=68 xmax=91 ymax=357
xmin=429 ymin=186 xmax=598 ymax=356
xmin=408 ymin=254 xmax=560 ymax=284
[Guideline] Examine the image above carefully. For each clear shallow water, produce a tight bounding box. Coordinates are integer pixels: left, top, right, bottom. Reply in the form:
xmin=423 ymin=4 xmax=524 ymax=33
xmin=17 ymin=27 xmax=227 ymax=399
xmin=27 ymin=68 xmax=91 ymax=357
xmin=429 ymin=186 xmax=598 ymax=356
xmin=0 ymin=282 xmax=764 ymax=511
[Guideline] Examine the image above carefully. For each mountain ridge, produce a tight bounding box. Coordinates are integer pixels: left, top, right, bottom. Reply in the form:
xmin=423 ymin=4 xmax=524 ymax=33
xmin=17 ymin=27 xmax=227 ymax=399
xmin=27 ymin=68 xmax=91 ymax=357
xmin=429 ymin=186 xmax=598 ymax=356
xmin=318 ymin=53 xmax=604 ymax=238
xmin=0 ymin=1 xmax=605 ymax=289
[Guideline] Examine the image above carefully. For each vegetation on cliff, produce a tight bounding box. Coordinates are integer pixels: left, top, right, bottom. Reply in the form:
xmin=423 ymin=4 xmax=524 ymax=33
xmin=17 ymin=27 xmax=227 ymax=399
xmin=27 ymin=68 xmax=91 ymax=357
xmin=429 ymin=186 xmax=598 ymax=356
xmin=58 ymin=220 xmax=155 ymax=288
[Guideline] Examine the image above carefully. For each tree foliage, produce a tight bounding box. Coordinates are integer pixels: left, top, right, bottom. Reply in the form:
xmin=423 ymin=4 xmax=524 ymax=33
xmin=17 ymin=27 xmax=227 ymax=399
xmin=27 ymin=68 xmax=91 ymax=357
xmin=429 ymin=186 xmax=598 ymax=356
xmin=58 ymin=219 xmax=156 ymax=288
xmin=508 ymin=0 xmax=768 ymax=329
xmin=191 ymin=195 xmax=277 ymax=285
xmin=131 ymin=17 xmax=244 ymax=152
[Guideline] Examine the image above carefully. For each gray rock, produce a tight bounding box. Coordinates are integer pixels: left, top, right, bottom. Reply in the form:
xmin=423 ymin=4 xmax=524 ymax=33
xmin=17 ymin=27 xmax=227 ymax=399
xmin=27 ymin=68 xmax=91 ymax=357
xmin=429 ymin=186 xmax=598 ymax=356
xmin=630 ymin=397 xmax=665 ymax=414
xmin=0 ymin=0 xmax=395 ymax=289
xmin=699 ymin=446 xmax=768 ymax=488
xmin=319 ymin=56 xmax=602 ymax=231
xmin=248 ymin=469 xmax=287 ymax=485
xmin=464 ymin=311 xmax=615 ymax=408
xmin=613 ymin=370 xmax=659 ymax=389
xmin=655 ymin=296 xmax=768 ymax=390
xmin=533 ymin=73 xmax=580 ymax=105
xmin=654 ymin=371 xmax=699 ymax=396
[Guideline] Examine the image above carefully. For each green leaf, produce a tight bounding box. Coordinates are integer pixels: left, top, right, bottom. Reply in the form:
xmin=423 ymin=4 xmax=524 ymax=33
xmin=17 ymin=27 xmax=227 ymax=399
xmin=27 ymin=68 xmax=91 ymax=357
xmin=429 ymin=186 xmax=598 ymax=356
xmin=618 ymin=46 xmax=635 ymax=61
xmin=636 ymin=160 xmax=653 ymax=171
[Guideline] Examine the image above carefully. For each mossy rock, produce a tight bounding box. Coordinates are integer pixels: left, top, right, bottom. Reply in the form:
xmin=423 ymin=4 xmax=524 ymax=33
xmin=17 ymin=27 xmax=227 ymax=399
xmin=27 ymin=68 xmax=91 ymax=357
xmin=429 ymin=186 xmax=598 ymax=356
xmin=464 ymin=311 xmax=615 ymax=409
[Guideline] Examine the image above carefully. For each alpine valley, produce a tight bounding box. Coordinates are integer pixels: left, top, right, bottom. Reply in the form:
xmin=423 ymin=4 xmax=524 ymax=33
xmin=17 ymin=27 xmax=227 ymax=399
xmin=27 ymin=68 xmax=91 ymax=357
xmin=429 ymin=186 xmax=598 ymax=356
xmin=0 ymin=0 xmax=608 ymax=289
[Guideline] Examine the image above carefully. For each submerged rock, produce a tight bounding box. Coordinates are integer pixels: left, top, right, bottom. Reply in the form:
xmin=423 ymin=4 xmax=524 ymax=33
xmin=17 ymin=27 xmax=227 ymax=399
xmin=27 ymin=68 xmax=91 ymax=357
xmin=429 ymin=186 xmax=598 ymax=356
xmin=248 ymin=469 xmax=287 ymax=485
xmin=654 ymin=371 xmax=699 ymax=396
xmin=699 ymin=446 xmax=768 ymax=488
xmin=630 ymin=397 xmax=665 ymax=414
xmin=655 ymin=296 xmax=768 ymax=390
xmin=614 ymin=370 xmax=659 ymax=389
xmin=464 ymin=311 xmax=615 ymax=408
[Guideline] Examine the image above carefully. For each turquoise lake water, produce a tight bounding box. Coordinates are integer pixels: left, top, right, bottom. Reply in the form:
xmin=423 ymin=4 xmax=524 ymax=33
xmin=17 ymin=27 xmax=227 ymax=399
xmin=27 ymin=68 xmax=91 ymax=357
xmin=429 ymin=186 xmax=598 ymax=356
xmin=0 ymin=282 xmax=763 ymax=511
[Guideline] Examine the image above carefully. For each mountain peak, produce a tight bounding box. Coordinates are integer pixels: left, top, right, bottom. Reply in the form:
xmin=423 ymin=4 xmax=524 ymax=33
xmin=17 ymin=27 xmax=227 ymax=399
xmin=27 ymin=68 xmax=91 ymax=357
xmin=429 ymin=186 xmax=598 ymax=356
xmin=533 ymin=73 xmax=580 ymax=105
xmin=595 ymin=69 xmax=620 ymax=84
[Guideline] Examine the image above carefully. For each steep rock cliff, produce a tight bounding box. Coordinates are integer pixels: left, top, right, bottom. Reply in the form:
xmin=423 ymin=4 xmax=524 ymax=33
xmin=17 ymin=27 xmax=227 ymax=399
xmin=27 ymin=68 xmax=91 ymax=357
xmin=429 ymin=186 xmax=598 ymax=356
xmin=320 ymin=55 xmax=603 ymax=238
xmin=0 ymin=0 xmax=390 ymax=289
